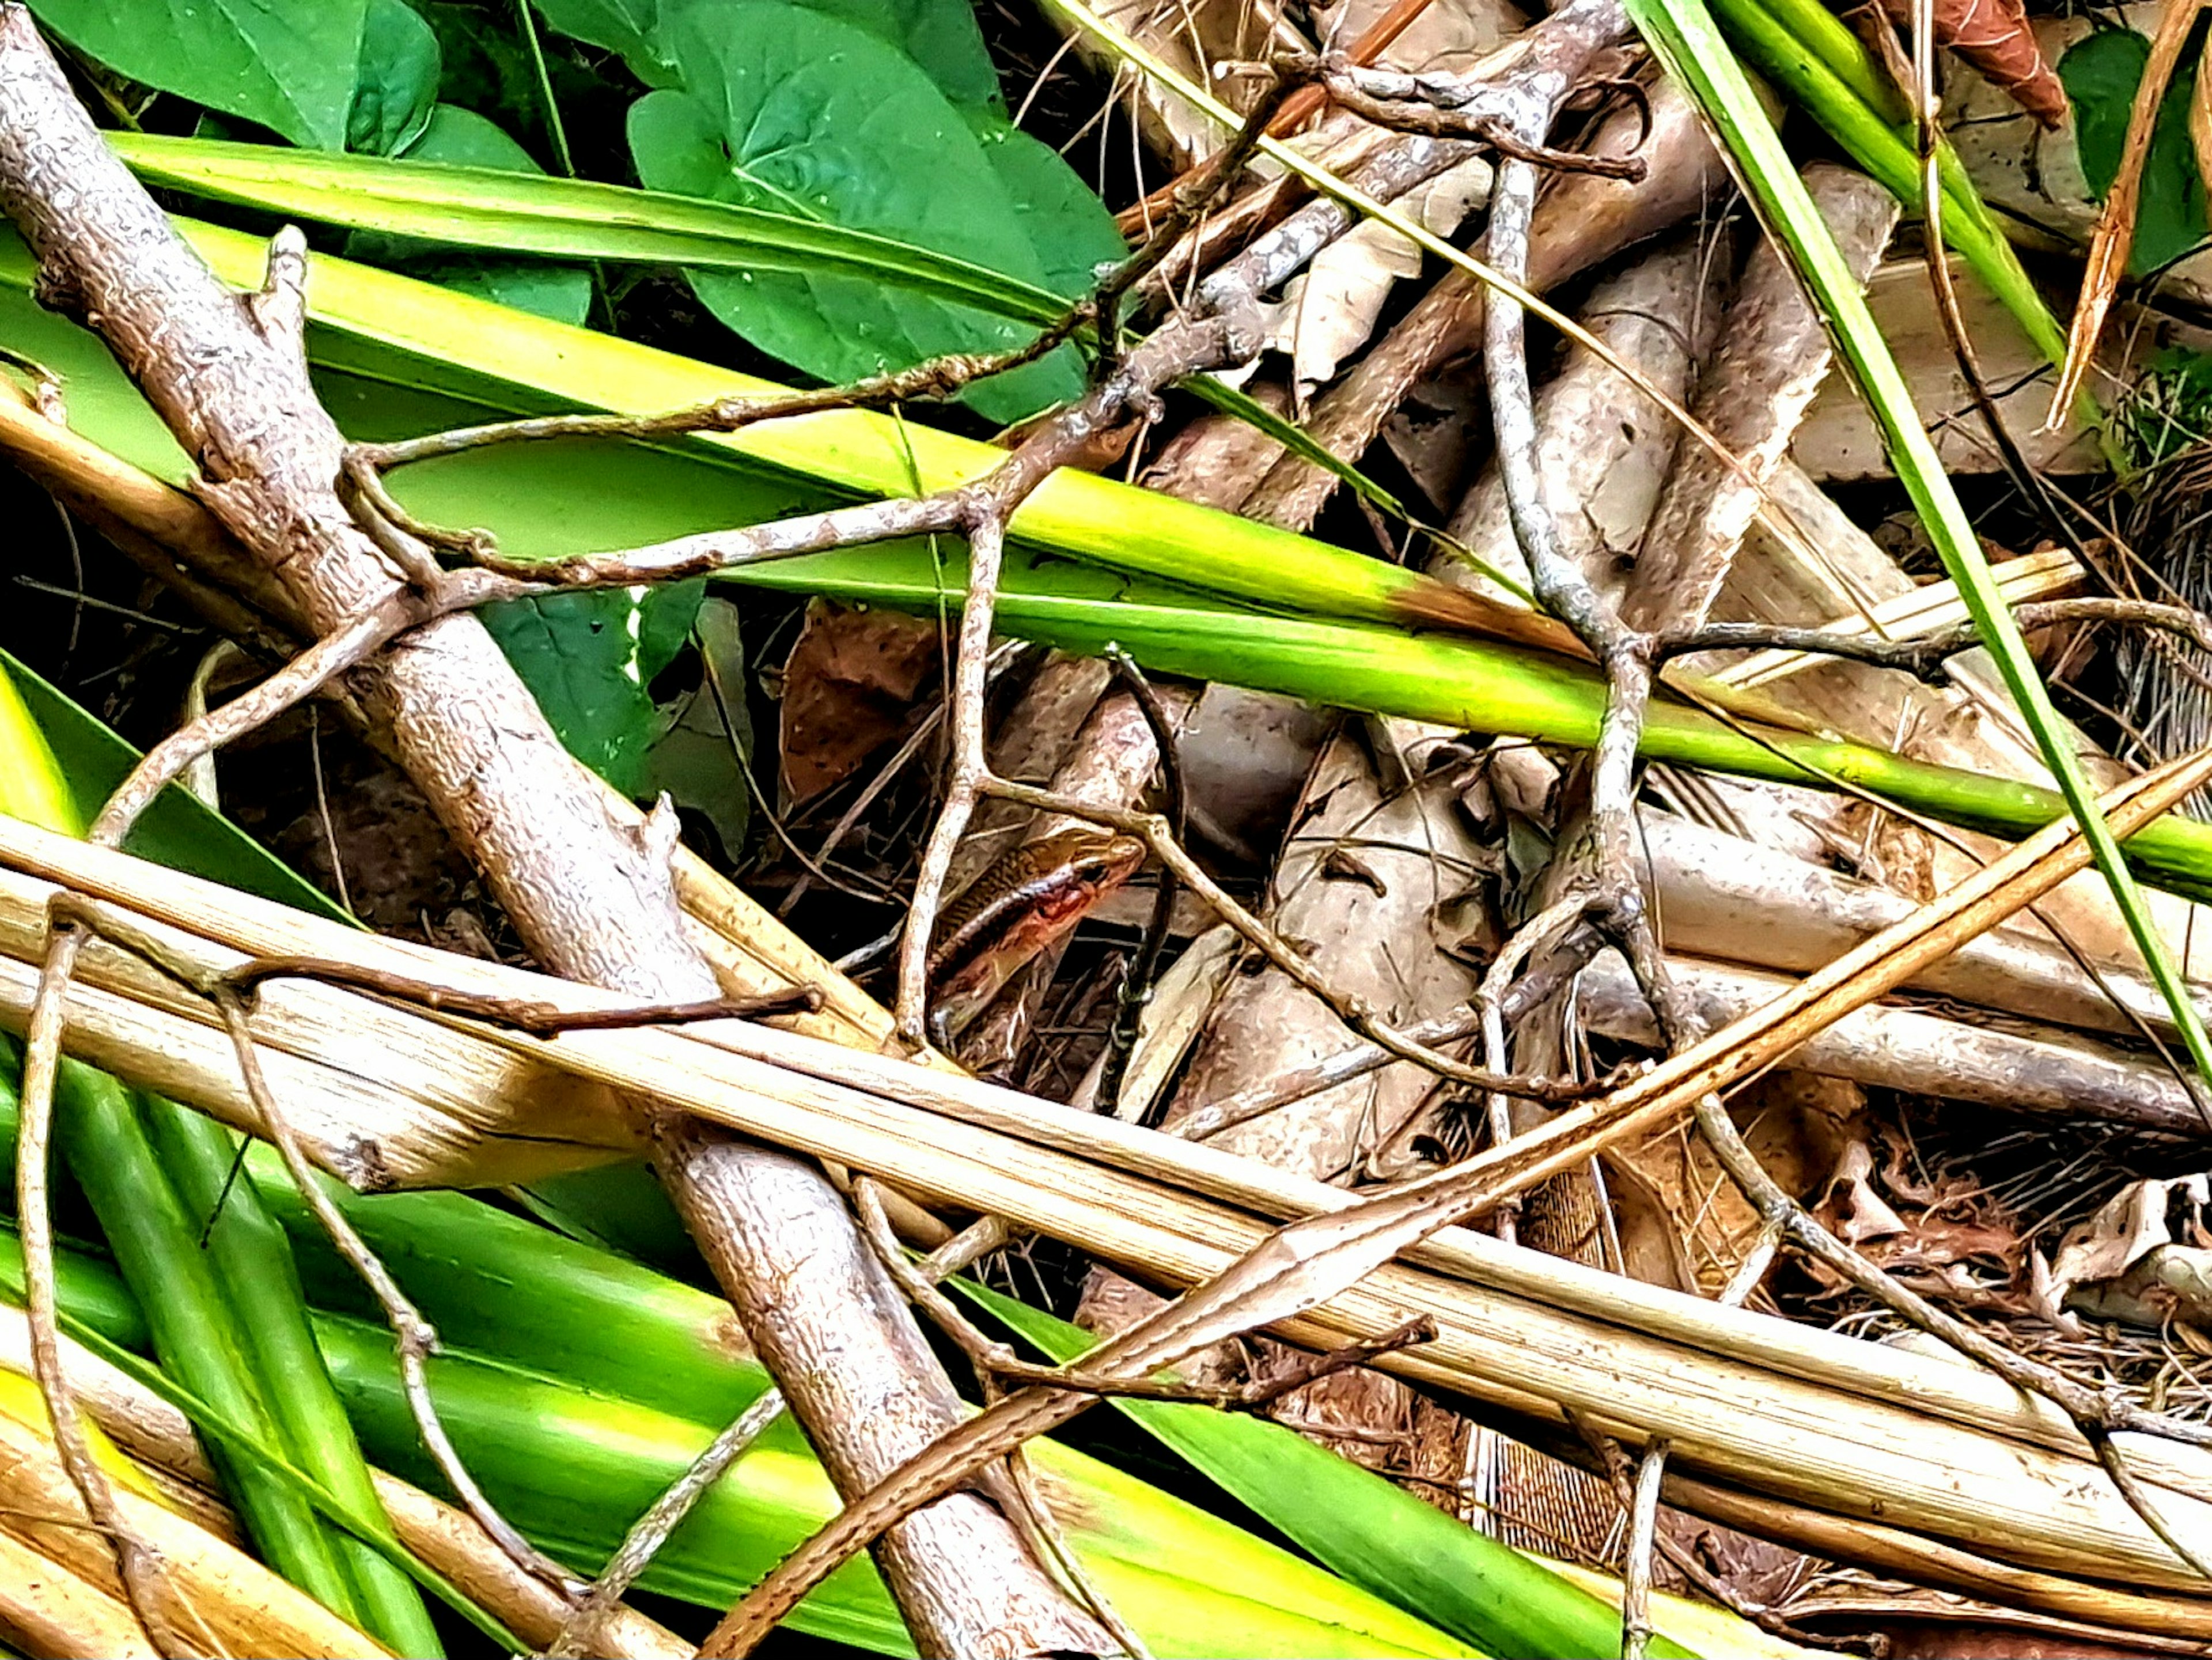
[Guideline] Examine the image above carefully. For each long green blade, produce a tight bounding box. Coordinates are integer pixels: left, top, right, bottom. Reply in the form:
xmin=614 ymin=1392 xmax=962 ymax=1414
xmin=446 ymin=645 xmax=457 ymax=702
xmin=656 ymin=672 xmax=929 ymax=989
xmin=109 ymin=133 xmax=1071 ymax=328
xmin=1620 ymin=0 xmax=2212 ymax=1080
xmin=13 ymin=229 xmax=2212 ymax=904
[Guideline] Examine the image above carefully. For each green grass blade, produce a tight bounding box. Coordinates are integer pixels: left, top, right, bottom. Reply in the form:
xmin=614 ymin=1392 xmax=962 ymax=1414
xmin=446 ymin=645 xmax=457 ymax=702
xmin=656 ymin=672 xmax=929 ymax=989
xmin=1701 ymin=0 xmax=2065 ymax=368
xmin=0 ymin=1217 xmax=523 ymax=1650
xmin=143 ymin=1105 xmax=444 ymax=1656
xmin=712 ymin=535 xmax=2212 ymax=899
xmin=1 ymin=652 xmax=347 ymax=920
xmin=107 ymin=133 xmax=1074 ymax=328
xmin=314 ymin=1314 xmax=1471 ymax=1658
xmin=13 ymin=231 xmax=2212 ymax=902
xmin=1619 ymin=0 xmax=2212 ymax=1081
xmin=47 ymin=1057 xmax=364 ymax=1621
xmin=0 ymin=1147 xmax=1472 ymax=1659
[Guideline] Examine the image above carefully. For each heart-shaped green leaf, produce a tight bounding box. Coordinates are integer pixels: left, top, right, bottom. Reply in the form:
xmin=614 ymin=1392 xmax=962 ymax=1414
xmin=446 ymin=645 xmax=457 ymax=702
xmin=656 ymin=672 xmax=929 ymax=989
xmin=27 ymin=0 xmax=369 ymax=149
xmin=631 ymin=0 xmax=1081 ymax=421
xmin=349 ymin=0 xmax=441 ymax=155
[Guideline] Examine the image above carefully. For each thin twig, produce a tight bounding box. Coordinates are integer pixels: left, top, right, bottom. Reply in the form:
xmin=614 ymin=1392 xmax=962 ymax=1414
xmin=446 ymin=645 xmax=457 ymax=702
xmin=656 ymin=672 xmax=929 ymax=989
xmin=850 ymin=1182 xmax=1148 ymax=1659
xmin=222 ymin=954 xmax=823 ymax=1033
xmin=1283 ymin=53 xmax=1647 ymax=178
xmin=986 ymin=779 xmax=1607 ymax=1103
xmin=696 ymin=1319 xmax=1435 ymax=1658
xmin=1619 ymin=1435 xmax=1669 ymax=1660
xmin=544 ymin=1389 xmax=789 ymax=1658
xmin=901 ymin=508 xmax=1010 ymax=1048
xmin=214 ymin=989 xmax=586 ymax=1597
xmin=12 ymin=917 xmax=187 ymax=1654
xmin=1659 ymin=598 xmax=2212 ymax=681
xmin=1094 ymin=646 xmax=1186 ymax=1118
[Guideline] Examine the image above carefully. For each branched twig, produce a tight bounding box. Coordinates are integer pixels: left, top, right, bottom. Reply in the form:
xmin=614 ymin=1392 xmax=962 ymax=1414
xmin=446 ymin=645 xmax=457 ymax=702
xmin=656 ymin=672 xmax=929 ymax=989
xmin=1472 ymin=52 xmax=2212 ymax=1612
xmin=983 ymin=780 xmax=1608 ymax=1103
xmin=1279 ymin=51 xmax=1648 ymax=178
xmin=10 ymin=918 xmax=187 ymax=1654
xmin=344 ymin=67 xmax=1311 ymax=559
xmin=851 ymin=1181 xmax=1148 ymax=1659
xmin=1659 ymin=599 xmax=2212 ymax=682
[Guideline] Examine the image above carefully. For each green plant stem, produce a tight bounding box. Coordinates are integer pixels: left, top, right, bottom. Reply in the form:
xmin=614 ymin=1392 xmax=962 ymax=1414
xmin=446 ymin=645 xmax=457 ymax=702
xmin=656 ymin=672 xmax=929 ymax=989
xmin=1705 ymin=0 xmax=2067 ymax=368
xmin=510 ymin=0 xmax=576 ymax=177
xmin=47 ymin=1057 xmax=362 ymax=1622
xmin=143 ymin=1103 xmax=443 ymax=1657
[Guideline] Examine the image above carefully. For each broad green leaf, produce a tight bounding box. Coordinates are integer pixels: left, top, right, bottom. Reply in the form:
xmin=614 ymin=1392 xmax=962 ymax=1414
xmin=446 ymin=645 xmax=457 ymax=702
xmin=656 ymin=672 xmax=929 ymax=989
xmin=531 ymin=0 xmax=1002 ymax=106
xmin=111 ymin=131 xmax=1071 ymax=330
xmin=2062 ymin=28 xmax=2209 ymax=275
xmin=389 ymin=104 xmax=592 ymax=324
xmin=1621 ymin=0 xmax=2212 ymax=1080
xmin=26 ymin=0 xmax=370 ymax=150
xmin=631 ymin=1 xmax=1079 ymax=421
xmin=478 ymin=578 xmax=704 ymax=795
xmin=349 ymin=0 xmax=442 ymax=156
xmin=971 ymin=115 xmax=1126 ymax=298
xmin=959 ymin=1279 xmax=1701 ymax=1660
xmin=764 ymin=0 xmax=1001 ymax=111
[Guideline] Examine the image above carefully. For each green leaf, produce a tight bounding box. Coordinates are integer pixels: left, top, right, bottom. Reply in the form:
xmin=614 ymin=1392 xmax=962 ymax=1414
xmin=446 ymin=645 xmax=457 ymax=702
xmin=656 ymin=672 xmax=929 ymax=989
xmin=777 ymin=0 xmax=1002 ymax=111
xmin=387 ymin=104 xmax=593 ymax=324
xmin=26 ymin=0 xmax=370 ymax=149
xmin=0 ymin=652 xmax=349 ymax=921
xmin=970 ymin=115 xmax=1126 ymax=298
xmin=528 ymin=0 xmax=675 ymax=83
xmin=630 ymin=1 xmax=1079 ymax=421
xmin=480 ymin=580 xmax=704 ymax=794
xmin=111 ymin=131 xmax=1071 ymax=330
xmin=350 ymin=0 xmax=442 ymax=155
xmin=641 ymin=595 xmax=753 ymax=859
xmin=1621 ymin=0 xmax=2212 ymax=1090
xmin=2061 ymin=28 xmax=2209 ymax=275
xmin=531 ymin=0 xmax=1002 ymax=107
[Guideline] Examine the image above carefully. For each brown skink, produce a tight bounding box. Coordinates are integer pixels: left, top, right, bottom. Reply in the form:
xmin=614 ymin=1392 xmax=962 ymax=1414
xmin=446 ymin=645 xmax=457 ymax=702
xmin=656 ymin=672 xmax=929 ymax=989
xmin=925 ymin=827 xmax=1146 ymax=1042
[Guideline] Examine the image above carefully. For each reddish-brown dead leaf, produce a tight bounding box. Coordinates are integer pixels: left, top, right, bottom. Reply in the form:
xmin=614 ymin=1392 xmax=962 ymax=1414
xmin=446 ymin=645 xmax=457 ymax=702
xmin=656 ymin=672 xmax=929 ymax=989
xmin=777 ymin=599 xmax=942 ymax=803
xmin=1877 ymin=0 xmax=2068 ymax=127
